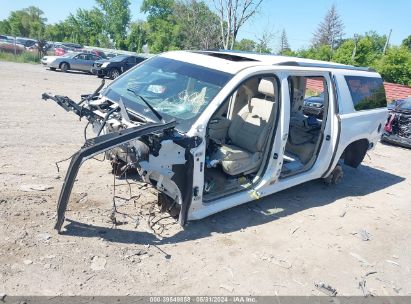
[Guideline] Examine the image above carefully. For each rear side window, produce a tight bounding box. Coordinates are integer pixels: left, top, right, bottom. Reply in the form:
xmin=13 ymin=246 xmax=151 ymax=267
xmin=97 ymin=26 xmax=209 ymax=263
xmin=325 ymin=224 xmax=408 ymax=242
xmin=345 ymin=76 xmax=386 ymax=110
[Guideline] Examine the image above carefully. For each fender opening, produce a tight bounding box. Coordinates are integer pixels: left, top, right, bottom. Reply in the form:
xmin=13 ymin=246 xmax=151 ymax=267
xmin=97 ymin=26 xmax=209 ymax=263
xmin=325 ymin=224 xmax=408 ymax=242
xmin=343 ymin=139 xmax=369 ymax=168
xmin=158 ymin=192 xmax=180 ymax=218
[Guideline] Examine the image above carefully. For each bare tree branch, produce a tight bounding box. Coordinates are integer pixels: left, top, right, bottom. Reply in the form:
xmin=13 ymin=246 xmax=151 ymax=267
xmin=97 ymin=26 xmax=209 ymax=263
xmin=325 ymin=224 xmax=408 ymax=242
xmin=212 ymin=0 xmax=263 ymax=49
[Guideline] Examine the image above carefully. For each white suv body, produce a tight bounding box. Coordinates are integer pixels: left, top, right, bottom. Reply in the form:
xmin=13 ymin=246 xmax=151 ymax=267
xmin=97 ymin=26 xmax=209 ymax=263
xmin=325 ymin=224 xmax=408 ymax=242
xmin=43 ymin=51 xmax=387 ymax=231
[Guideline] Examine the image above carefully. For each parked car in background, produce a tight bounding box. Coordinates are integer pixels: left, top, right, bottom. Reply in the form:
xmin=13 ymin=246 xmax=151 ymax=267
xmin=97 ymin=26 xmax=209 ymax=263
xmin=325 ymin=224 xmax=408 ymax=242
xmin=16 ymin=37 xmax=37 ymax=49
xmin=49 ymin=52 xmax=102 ymax=73
xmin=54 ymin=46 xmax=68 ymax=56
xmin=387 ymin=99 xmax=404 ymax=110
xmin=81 ymin=49 xmax=107 ymax=59
xmin=41 ymin=53 xmax=72 ymax=66
xmin=382 ymin=97 xmax=411 ymax=148
xmin=61 ymin=42 xmax=83 ymax=49
xmin=53 ymin=43 xmax=83 ymax=56
xmin=106 ymin=53 xmax=119 ymax=59
xmin=91 ymin=55 xmax=146 ymax=79
xmin=0 ymin=39 xmax=25 ymax=54
xmin=303 ymin=92 xmax=325 ymax=118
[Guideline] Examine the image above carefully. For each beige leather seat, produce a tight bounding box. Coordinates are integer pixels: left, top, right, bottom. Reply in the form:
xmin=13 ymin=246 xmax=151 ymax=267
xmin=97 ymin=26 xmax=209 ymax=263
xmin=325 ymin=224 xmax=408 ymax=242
xmin=213 ymin=78 xmax=276 ymax=176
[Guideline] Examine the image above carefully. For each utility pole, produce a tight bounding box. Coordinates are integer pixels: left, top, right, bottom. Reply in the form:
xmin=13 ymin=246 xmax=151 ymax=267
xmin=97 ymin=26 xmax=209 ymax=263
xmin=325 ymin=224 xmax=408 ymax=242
xmin=351 ymin=34 xmax=358 ymax=62
xmin=383 ymin=29 xmax=392 ymax=54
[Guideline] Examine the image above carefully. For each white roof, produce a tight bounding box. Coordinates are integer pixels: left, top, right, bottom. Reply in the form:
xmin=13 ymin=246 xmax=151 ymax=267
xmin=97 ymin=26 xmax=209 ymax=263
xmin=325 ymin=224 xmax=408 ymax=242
xmin=160 ymin=50 xmax=368 ymax=75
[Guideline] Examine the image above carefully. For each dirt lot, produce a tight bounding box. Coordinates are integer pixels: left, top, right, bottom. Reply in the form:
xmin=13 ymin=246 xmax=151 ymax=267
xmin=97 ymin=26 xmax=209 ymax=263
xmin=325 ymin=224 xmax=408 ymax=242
xmin=0 ymin=61 xmax=410 ymax=296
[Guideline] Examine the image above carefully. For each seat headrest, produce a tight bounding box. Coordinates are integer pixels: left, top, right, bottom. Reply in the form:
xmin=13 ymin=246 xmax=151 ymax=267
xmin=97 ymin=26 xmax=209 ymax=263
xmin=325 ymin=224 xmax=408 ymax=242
xmin=258 ymin=78 xmax=275 ymax=97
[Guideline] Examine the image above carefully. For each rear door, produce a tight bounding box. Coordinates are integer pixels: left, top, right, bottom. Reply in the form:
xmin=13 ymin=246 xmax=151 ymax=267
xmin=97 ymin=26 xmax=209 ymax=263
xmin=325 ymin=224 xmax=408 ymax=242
xmin=72 ymin=54 xmax=88 ymax=70
xmin=330 ymin=73 xmax=387 ymax=169
xmin=123 ymin=56 xmax=136 ymax=72
xmin=281 ymin=70 xmax=339 ymax=179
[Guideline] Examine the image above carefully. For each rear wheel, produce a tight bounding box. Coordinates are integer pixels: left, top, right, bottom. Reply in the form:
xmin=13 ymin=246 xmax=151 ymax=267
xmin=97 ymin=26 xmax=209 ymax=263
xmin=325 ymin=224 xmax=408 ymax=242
xmin=97 ymin=75 xmax=104 ymax=78
xmin=60 ymin=62 xmax=69 ymax=73
xmin=109 ymin=68 xmax=120 ymax=79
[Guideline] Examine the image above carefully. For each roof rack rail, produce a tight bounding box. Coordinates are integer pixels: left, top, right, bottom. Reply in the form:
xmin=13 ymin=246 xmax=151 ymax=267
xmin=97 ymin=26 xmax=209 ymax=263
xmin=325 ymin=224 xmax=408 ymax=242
xmin=275 ymin=61 xmax=376 ymax=72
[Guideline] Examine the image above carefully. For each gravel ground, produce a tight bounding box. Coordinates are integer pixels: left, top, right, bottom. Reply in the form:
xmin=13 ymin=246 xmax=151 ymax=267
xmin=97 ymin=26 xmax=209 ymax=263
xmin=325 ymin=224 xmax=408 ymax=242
xmin=0 ymin=61 xmax=410 ymax=296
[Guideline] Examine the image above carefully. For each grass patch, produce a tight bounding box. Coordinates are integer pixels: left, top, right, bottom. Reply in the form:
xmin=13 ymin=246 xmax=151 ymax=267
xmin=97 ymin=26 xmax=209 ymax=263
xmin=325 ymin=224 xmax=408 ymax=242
xmin=0 ymin=51 xmax=40 ymax=64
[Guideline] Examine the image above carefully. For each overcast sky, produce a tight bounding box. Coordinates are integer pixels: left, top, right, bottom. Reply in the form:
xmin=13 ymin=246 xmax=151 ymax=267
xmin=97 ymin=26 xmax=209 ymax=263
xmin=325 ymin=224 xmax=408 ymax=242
xmin=1 ymin=0 xmax=409 ymax=51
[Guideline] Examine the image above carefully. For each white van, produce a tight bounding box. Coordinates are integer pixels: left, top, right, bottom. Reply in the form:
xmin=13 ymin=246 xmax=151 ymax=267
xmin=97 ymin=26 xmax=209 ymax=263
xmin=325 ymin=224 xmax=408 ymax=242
xmin=42 ymin=50 xmax=388 ymax=232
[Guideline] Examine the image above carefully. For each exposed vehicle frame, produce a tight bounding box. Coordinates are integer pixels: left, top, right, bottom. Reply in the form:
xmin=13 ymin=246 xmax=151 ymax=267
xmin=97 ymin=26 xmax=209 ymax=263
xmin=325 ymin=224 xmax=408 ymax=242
xmin=42 ymin=51 xmax=387 ymax=232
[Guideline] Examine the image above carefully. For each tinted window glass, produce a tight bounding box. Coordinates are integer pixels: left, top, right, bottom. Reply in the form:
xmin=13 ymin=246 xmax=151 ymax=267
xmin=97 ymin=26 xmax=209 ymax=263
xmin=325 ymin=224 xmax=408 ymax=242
xmin=345 ymin=76 xmax=386 ymax=110
xmin=136 ymin=57 xmax=145 ymax=63
xmin=126 ymin=57 xmax=136 ymax=64
xmin=398 ymin=98 xmax=411 ymax=110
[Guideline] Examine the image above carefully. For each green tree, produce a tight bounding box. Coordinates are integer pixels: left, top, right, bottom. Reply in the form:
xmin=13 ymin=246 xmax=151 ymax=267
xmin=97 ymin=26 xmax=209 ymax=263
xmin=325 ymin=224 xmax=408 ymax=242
xmin=126 ymin=20 xmax=149 ymax=52
xmin=374 ymin=46 xmax=411 ymax=86
xmin=95 ymin=0 xmax=131 ymax=48
xmin=6 ymin=6 xmax=47 ymax=38
xmin=312 ymin=4 xmax=344 ymax=50
xmin=44 ymin=22 xmax=71 ymax=42
xmin=234 ymin=39 xmax=256 ymax=51
xmin=331 ymin=32 xmax=387 ymax=67
xmin=279 ymin=29 xmax=290 ymax=55
xmin=402 ymin=35 xmax=411 ymax=50
xmin=0 ymin=20 xmax=11 ymax=34
xmin=64 ymin=8 xmax=106 ymax=46
xmin=141 ymin=0 xmax=180 ymax=52
xmin=332 ymin=38 xmax=355 ymax=64
xmin=173 ymin=0 xmax=221 ymax=50
xmin=297 ymin=44 xmax=333 ymax=61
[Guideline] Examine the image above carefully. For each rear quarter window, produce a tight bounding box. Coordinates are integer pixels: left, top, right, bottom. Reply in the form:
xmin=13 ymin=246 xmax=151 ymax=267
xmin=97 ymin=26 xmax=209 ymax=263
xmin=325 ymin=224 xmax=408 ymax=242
xmin=345 ymin=76 xmax=387 ymax=110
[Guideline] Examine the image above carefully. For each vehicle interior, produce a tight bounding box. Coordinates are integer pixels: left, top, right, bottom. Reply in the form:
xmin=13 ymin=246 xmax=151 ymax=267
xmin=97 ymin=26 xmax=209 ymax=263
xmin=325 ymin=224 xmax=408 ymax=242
xmin=203 ymin=76 xmax=279 ymax=200
xmin=280 ymin=76 xmax=329 ymax=177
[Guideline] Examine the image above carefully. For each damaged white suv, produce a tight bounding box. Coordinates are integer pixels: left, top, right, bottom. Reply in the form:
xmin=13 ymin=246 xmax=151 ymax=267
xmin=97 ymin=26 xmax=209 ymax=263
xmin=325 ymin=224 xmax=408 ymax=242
xmin=43 ymin=50 xmax=387 ymax=232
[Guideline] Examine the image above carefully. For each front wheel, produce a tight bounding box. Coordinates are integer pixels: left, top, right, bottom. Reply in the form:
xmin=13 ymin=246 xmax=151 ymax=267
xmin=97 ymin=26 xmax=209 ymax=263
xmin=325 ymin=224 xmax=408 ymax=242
xmin=323 ymin=164 xmax=343 ymax=185
xmin=109 ymin=68 xmax=120 ymax=79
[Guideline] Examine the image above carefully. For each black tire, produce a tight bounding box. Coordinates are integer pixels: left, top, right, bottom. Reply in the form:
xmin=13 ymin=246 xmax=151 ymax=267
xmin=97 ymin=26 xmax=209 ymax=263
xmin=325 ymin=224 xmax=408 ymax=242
xmin=323 ymin=164 xmax=343 ymax=185
xmin=109 ymin=68 xmax=120 ymax=79
xmin=60 ymin=62 xmax=69 ymax=73
xmin=97 ymin=75 xmax=104 ymax=79
xmin=49 ymin=67 xmax=56 ymax=71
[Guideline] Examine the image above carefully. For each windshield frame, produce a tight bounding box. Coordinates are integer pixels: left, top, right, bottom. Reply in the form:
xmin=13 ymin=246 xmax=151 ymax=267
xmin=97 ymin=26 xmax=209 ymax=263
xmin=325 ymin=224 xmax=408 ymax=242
xmin=101 ymin=56 xmax=233 ymax=132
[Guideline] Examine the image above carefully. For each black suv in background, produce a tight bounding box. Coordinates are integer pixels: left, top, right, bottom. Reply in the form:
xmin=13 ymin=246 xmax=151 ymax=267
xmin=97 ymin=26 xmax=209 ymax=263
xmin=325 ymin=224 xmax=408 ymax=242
xmin=91 ymin=55 xmax=146 ymax=79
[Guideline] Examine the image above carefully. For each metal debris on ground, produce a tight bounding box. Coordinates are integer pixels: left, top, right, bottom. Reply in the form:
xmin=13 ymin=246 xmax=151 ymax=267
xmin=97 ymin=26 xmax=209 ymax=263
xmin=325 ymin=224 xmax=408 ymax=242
xmin=90 ymin=256 xmax=106 ymax=271
xmin=358 ymin=271 xmax=377 ymax=297
xmin=19 ymin=184 xmax=53 ymax=192
xmin=393 ymin=286 xmax=402 ymax=293
xmin=271 ymin=256 xmax=292 ymax=269
xmin=291 ymin=226 xmax=301 ymax=234
xmin=386 ymin=260 xmax=400 ymax=267
xmin=340 ymin=205 xmax=348 ymax=217
xmin=359 ymin=229 xmax=372 ymax=241
xmin=219 ymin=284 xmax=234 ymax=293
xmin=349 ymin=252 xmax=372 ymax=267
xmin=36 ymin=233 xmax=51 ymax=241
xmin=314 ymin=282 xmax=337 ymax=296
